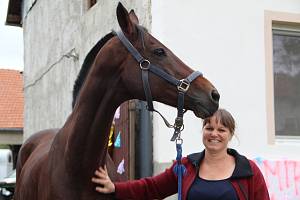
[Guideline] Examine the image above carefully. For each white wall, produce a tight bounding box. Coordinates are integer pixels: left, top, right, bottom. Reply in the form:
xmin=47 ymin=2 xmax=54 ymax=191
xmin=151 ymin=0 xmax=300 ymax=166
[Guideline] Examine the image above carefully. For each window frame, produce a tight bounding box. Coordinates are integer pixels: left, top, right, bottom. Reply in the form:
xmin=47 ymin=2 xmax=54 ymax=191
xmin=83 ymin=0 xmax=97 ymax=11
xmin=265 ymin=11 xmax=300 ymax=144
xmin=88 ymin=0 xmax=97 ymax=8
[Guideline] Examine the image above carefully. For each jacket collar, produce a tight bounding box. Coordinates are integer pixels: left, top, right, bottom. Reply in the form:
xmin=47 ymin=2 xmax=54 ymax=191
xmin=187 ymin=148 xmax=253 ymax=179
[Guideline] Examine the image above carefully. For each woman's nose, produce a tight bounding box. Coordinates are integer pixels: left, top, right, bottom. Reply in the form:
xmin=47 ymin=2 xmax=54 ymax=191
xmin=210 ymin=129 xmax=218 ymax=136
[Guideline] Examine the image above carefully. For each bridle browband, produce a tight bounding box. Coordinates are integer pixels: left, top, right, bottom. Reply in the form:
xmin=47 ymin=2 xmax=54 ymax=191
xmin=115 ymin=28 xmax=202 ymax=141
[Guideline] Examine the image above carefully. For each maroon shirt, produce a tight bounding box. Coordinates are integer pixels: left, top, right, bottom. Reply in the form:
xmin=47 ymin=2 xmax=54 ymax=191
xmin=115 ymin=149 xmax=270 ymax=200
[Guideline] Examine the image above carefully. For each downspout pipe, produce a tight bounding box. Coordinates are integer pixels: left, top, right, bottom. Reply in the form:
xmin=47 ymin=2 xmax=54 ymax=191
xmin=136 ymin=101 xmax=153 ymax=178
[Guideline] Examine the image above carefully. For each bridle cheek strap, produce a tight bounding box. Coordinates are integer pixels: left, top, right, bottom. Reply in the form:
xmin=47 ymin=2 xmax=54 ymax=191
xmin=170 ymin=71 xmax=202 ymax=141
xmin=115 ymin=30 xmax=203 ymax=141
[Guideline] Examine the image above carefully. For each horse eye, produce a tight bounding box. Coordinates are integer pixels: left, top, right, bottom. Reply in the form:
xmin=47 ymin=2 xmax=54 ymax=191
xmin=153 ymin=48 xmax=166 ymax=57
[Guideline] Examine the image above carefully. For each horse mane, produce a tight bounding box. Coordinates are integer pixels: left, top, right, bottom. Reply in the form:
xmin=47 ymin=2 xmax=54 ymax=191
xmin=72 ymin=32 xmax=115 ymax=108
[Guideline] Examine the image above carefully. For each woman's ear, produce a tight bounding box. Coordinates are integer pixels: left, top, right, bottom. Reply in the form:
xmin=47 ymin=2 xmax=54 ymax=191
xmin=229 ymin=132 xmax=235 ymax=141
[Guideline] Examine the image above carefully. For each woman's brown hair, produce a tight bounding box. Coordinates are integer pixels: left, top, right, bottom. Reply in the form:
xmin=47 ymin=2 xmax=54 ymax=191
xmin=202 ymin=108 xmax=235 ymax=135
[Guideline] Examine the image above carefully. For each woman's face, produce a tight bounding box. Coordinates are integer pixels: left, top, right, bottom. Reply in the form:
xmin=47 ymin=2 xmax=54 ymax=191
xmin=202 ymin=116 xmax=233 ymax=153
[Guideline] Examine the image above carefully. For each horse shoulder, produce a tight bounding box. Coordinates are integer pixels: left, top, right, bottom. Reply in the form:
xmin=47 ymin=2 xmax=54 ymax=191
xmin=16 ymin=129 xmax=59 ymax=177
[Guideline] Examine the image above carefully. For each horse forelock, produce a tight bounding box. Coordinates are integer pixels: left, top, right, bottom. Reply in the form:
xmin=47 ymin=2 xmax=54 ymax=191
xmin=72 ymin=32 xmax=115 ymax=108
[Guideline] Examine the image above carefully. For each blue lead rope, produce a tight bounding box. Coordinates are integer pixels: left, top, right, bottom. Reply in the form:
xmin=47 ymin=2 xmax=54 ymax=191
xmin=173 ymin=141 xmax=186 ymax=200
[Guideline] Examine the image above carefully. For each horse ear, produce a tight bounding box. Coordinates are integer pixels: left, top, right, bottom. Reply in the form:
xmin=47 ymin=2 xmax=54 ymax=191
xmin=129 ymin=9 xmax=139 ymax=25
xmin=117 ymin=2 xmax=136 ymax=35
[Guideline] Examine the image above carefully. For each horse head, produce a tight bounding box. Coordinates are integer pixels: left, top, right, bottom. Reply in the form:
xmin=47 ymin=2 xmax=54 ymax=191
xmin=114 ymin=3 xmax=219 ymax=118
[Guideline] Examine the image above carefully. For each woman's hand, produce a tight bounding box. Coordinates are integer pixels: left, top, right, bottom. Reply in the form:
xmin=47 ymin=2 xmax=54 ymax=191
xmin=91 ymin=165 xmax=115 ymax=194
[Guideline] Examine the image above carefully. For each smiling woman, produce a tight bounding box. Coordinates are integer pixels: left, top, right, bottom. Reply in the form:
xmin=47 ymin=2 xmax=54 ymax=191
xmin=92 ymin=109 xmax=270 ymax=200
xmin=202 ymin=109 xmax=235 ymax=155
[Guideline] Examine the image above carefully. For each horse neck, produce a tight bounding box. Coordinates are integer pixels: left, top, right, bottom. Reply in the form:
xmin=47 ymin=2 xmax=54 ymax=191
xmin=59 ymin=45 xmax=128 ymax=181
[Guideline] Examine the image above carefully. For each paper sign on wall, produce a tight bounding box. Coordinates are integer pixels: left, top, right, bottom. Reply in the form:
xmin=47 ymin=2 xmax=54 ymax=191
xmin=108 ymin=125 xmax=114 ymax=147
xmin=117 ymin=159 xmax=125 ymax=174
xmin=114 ymin=107 xmax=120 ymax=119
xmin=114 ymin=131 xmax=121 ymax=148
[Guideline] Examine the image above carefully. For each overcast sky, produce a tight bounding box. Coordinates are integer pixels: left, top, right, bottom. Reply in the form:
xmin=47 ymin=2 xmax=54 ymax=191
xmin=0 ymin=0 xmax=23 ymax=71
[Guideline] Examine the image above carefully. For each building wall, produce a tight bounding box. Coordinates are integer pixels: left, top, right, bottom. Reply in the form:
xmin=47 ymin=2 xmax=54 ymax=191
xmin=0 ymin=130 xmax=22 ymax=145
xmin=151 ymin=0 xmax=300 ymax=173
xmin=22 ymin=0 xmax=151 ymax=139
xmin=151 ymin=2 xmax=300 ymax=199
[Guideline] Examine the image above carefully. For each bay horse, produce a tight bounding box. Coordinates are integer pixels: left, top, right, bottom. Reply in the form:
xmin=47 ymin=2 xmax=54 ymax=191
xmin=15 ymin=3 xmax=219 ymax=200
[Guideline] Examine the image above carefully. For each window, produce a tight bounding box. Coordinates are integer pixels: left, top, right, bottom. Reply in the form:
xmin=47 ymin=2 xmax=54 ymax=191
xmin=273 ymin=24 xmax=300 ymax=138
xmin=88 ymin=0 xmax=97 ymax=8
xmin=265 ymin=11 xmax=300 ymax=143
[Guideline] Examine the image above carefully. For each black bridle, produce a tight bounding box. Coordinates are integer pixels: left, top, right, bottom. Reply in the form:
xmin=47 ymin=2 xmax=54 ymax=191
xmin=116 ymin=28 xmax=202 ymax=141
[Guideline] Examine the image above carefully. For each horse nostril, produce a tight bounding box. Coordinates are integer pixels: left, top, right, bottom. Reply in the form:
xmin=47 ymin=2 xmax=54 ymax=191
xmin=211 ymin=90 xmax=220 ymax=102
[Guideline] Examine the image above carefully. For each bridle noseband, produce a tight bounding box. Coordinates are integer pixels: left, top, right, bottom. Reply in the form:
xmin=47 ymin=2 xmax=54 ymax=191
xmin=116 ymin=28 xmax=202 ymax=141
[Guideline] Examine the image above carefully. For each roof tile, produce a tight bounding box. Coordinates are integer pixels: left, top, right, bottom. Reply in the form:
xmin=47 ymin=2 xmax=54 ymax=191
xmin=0 ymin=69 xmax=24 ymax=128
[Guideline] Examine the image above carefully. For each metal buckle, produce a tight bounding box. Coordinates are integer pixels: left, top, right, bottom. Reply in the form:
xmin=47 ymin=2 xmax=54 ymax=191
xmin=174 ymin=117 xmax=183 ymax=128
xmin=139 ymin=59 xmax=150 ymax=70
xmin=176 ymin=138 xmax=183 ymax=145
xmin=177 ymin=79 xmax=190 ymax=92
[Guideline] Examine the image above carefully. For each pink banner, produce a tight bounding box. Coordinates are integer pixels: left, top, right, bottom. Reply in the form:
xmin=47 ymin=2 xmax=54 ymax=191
xmin=254 ymin=158 xmax=300 ymax=200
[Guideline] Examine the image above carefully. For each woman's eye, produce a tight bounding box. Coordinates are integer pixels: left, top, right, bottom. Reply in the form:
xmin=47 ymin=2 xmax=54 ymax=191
xmin=153 ymin=48 xmax=166 ymax=57
xmin=205 ymin=127 xmax=213 ymax=131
